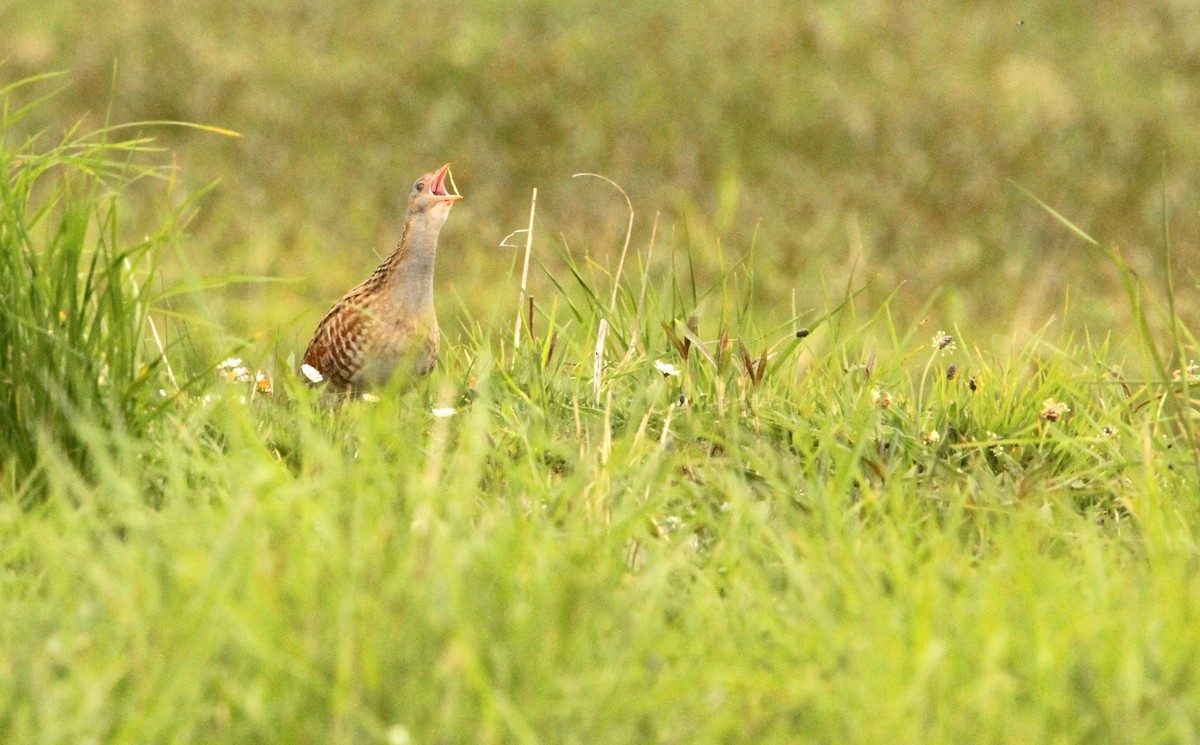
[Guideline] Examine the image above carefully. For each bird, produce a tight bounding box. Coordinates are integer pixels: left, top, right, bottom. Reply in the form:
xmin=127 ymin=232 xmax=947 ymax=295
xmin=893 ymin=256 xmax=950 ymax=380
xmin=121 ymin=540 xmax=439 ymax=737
xmin=302 ymin=163 xmax=461 ymax=394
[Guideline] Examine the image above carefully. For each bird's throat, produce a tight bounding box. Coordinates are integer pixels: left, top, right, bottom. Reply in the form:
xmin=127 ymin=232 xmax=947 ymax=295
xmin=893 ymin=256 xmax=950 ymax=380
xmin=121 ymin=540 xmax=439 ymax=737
xmin=382 ymin=218 xmax=442 ymax=316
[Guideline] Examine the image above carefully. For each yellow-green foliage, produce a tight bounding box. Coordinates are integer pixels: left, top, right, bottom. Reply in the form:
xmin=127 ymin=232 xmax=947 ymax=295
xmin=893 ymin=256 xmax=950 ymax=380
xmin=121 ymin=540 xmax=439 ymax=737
xmin=4 ymin=0 xmax=1200 ymax=339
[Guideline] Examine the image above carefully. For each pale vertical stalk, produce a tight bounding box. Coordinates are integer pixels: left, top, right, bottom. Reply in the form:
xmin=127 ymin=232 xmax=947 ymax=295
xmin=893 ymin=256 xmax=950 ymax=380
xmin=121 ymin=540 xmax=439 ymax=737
xmin=146 ymin=314 xmax=178 ymax=391
xmin=660 ymin=400 xmax=676 ymax=448
xmin=589 ymin=388 xmax=614 ymax=527
xmin=513 ymin=188 xmax=537 ymax=349
xmin=601 ymin=388 xmax=613 ymax=466
xmin=125 ymin=257 xmax=178 ymax=391
xmin=593 ymin=318 xmax=609 ymax=405
xmin=631 ymin=409 xmax=650 ymax=450
xmin=624 ymin=211 xmax=660 ymax=360
xmin=423 ymin=384 xmax=454 ymax=491
xmin=572 ymin=173 xmax=633 ymax=314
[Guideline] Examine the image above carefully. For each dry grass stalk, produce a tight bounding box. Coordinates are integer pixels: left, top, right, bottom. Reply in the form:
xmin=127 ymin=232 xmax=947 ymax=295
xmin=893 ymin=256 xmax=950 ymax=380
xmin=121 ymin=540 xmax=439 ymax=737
xmin=513 ymin=188 xmax=537 ymax=349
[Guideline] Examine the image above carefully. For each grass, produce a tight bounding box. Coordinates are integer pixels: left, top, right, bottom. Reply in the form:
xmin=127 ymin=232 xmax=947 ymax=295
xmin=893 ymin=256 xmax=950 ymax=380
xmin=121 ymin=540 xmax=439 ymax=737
xmin=0 ymin=73 xmax=180 ymax=499
xmin=3 ymin=75 xmax=1200 ymax=743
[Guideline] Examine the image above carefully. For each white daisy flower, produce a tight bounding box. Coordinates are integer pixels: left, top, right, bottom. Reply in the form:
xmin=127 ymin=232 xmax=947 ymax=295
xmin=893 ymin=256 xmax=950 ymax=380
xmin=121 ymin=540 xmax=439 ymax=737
xmin=300 ymin=363 xmax=324 ymax=383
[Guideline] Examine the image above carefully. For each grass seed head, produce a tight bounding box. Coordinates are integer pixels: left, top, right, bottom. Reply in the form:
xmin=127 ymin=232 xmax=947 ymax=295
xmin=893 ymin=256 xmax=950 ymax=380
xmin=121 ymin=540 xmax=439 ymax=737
xmin=1040 ymin=398 xmax=1070 ymax=422
xmin=932 ymin=331 xmax=956 ymax=352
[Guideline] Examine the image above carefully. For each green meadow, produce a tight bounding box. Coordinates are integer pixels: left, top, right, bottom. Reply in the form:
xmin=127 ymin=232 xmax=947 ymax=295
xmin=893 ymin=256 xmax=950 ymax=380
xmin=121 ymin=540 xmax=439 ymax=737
xmin=3 ymin=2 xmax=1200 ymax=742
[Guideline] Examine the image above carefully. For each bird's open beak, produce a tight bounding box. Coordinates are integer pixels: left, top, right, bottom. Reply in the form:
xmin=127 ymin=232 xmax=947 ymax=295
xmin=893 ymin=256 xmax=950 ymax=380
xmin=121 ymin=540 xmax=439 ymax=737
xmin=430 ymin=164 xmax=462 ymax=202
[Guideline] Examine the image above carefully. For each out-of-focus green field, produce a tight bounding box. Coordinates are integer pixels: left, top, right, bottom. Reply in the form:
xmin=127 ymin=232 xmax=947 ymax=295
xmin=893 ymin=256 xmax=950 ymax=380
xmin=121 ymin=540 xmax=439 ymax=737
xmin=4 ymin=0 xmax=1199 ymax=345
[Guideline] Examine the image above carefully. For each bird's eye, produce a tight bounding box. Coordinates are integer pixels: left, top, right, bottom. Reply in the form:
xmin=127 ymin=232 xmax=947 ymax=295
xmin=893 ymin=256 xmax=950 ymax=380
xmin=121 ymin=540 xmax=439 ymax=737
xmin=414 ymin=182 xmax=425 ymax=192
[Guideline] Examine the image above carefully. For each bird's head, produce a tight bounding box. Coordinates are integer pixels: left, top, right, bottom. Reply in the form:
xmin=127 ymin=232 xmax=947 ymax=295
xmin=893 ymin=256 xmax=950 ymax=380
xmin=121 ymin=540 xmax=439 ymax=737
xmin=407 ymin=163 xmax=462 ymax=222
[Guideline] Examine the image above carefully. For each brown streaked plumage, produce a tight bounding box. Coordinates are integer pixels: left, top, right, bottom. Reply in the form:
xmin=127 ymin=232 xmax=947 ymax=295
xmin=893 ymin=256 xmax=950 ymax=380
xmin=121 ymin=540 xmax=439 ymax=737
xmin=302 ymin=164 xmax=461 ymax=393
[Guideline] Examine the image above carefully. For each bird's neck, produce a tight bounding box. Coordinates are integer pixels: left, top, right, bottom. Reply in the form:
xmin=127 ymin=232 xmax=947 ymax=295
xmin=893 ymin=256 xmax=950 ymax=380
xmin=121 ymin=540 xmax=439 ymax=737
xmin=375 ymin=215 xmax=443 ymax=316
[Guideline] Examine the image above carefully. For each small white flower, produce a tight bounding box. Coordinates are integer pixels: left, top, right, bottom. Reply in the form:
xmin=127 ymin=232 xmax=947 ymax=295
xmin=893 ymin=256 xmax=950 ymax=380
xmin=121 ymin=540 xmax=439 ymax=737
xmin=254 ymin=371 xmax=273 ymax=394
xmin=1172 ymin=361 xmax=1200 ymax=382
xmin=361 ymin=393 xmax=381 ymax=403
xmin=986 ymin=432 xmax=1006 ymax=456
xmin=431 ymin=407 xmax=456 ymax=418
xmin=300 ymin=363 xmax=324 ymax=383
xmin=218 ymin=359 xmax=252 ymax=383
xmin=923 ymin=429 xmax=941 ymax=445
xmin=871 ymin=388 xmax=892 ymax=409
xmin=386 ymin=725 xmax=412 ymax=745
xmin=654 ymin=360 xmax=681 ymax=377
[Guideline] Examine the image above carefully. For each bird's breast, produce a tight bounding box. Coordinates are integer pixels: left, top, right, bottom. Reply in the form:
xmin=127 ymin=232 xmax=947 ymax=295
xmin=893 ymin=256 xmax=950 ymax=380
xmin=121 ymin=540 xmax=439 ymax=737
xmin=356 ymin=313 xmax=439 ymax=387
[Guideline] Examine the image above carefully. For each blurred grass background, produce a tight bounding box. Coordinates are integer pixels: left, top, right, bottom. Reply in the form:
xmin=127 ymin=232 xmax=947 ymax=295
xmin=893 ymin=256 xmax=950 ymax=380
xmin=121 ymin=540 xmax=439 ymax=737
xmin=3 ymin=0 xmax=1199 ymax=347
